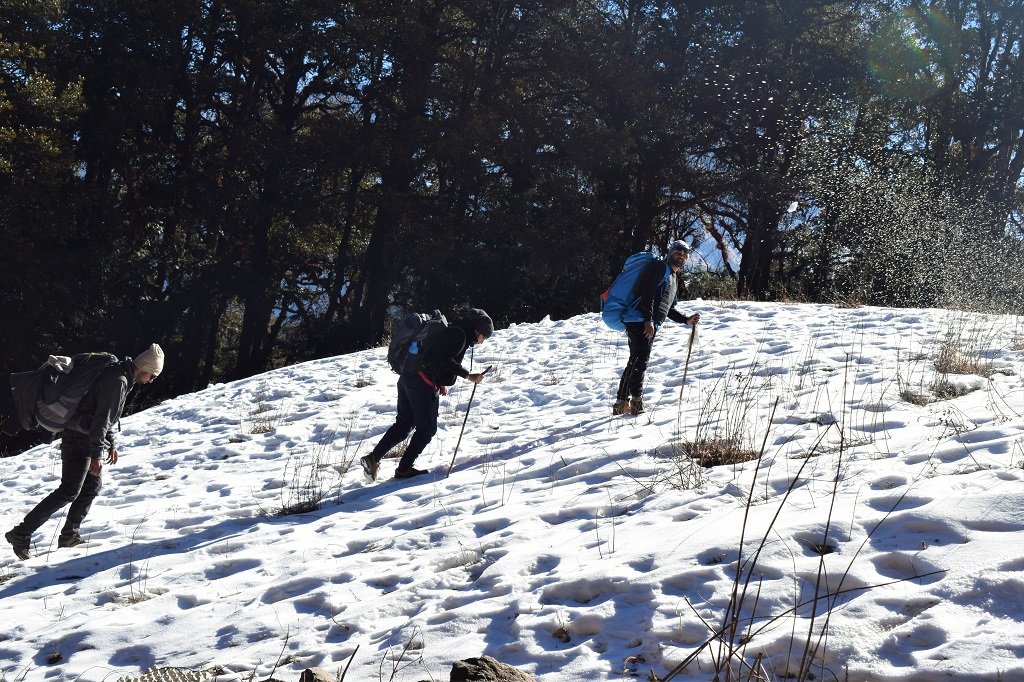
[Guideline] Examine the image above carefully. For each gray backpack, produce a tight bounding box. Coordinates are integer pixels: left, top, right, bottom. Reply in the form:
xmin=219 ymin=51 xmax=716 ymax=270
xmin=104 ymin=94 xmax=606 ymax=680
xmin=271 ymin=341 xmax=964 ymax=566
xmin=9 ymin=353 xmax=120 ymax=433
xmin=387 ymin=311 xmax=448 ymax=375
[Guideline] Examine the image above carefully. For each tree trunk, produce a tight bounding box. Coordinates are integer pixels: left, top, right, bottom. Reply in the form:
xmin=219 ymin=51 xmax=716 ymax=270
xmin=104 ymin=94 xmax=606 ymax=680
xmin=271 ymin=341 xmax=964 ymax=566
xmin=737 ymin=198 xmax=783 ymax=299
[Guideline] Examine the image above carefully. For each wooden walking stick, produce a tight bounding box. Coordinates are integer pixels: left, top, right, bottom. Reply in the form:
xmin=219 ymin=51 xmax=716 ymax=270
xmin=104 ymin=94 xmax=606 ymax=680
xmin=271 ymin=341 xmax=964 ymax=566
xmin=678 ymin=321 xmax=698 ymax=402
xmin=446 ymin=365 xmax=492 ymax=478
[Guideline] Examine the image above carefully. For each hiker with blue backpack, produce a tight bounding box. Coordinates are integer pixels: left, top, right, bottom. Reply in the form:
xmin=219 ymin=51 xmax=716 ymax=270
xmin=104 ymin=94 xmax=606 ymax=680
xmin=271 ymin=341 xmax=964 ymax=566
xmin=604 ymin=240 xmax=700 ymax=415
xmin=5 ymin=344 xmax=164 ymax=560
xmin=360 ymin=309 xmax=493 ymax=481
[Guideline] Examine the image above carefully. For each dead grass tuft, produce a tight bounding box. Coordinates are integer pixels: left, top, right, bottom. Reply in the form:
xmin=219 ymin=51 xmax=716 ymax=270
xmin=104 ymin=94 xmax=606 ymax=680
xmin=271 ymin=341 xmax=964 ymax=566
xmin=929 ymin=378 xmax=977 ymax=400
xmin=934 ymin=340 xmax=992 ymax=376
xmin=898 ymin=388 xmax=934 ymax=406
xmin=679 ymin=437 xmax=760 ymax=468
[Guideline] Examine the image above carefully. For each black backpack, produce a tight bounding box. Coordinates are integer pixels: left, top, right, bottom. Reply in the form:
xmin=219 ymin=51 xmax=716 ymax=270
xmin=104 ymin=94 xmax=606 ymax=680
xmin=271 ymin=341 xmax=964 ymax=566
xmin=9 ymin=352 xmax=120 ymax=433
xmin=387 ymin=311 xmax=448 ymax=374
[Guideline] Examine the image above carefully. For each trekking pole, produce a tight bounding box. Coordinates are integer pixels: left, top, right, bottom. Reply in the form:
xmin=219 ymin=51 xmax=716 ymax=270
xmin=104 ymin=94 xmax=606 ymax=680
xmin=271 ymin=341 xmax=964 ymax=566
xmin=446 ymin=365 xmax=492 ymax=478
xmin=677 ymin=322 xmax=698 ymax=402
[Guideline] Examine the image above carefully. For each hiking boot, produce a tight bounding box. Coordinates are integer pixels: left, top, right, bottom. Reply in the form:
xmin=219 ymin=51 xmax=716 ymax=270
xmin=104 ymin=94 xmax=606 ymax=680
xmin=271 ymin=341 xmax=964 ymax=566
xmin=612 ymin=399 xmax=632 ymax=415
xmin=58 ymin=534 xmax=84 ymax=549
xmin=630 ymin=397 xmax=645 ymax=415
xmin=360 ymin=455 xmax=379 ymax=481
xmin=394 ymin=467 xmax=428 ymax=480
xmin=5 ymin=530 xmax=30 ymax=560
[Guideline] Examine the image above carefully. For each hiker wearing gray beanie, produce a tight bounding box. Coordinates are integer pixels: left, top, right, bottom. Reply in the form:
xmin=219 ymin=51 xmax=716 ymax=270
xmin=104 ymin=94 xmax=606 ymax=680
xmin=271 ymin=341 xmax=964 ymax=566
xmin=5 ymin=344 xmax=164 ymax=560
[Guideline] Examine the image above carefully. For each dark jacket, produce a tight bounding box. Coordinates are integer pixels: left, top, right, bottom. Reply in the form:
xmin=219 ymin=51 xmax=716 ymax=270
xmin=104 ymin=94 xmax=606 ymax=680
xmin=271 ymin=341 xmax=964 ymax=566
xmin=63 ymin=360 xmax=136 ymax=458
xmin=420 ymin=321 xmax=479 ymax=387
xmin=631 ymin=259 xmax=690 ymax=328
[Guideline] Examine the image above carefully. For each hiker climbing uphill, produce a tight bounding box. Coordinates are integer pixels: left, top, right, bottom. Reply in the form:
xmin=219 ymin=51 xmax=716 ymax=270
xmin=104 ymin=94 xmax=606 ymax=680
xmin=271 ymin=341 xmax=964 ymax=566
xmin=5 ymin=344 xmax=164 ymax=560
xmin=361 ymin=308 xmax=493 ymax=481
xmin=603 ymin=240 xmax=700 ymax=415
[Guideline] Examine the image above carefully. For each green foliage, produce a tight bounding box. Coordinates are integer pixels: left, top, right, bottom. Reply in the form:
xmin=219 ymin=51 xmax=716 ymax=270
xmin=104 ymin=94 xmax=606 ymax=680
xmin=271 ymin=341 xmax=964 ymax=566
xmin=0 ymin=0 xmax=1021 ymax=421
xmin=0 ymin=1 xmax=86 ymax=364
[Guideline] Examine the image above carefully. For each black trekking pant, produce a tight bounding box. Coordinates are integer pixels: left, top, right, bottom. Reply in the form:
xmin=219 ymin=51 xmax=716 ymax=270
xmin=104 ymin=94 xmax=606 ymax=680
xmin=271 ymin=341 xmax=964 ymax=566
xmin=368 ymin=374 xmax=439 ymax=471
xmin=617 ymin=322 xmax=655 ymax=401
xmin=12 ymin=434 xmax=102 ymax=540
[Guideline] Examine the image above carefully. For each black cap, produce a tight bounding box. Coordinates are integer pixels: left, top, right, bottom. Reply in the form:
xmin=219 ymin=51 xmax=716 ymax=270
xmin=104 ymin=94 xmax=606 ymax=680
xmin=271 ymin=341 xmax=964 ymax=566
xmin=467 ymin=308 xmax=494 ymax=339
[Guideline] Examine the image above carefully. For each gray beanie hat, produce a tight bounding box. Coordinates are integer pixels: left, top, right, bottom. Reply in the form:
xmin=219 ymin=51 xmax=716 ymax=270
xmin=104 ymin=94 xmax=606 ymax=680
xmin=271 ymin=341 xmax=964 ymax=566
xmin=133 ymin=343 xmax=165 ymax=376
xmin=467 ymin=308 xmax=494 ymax=339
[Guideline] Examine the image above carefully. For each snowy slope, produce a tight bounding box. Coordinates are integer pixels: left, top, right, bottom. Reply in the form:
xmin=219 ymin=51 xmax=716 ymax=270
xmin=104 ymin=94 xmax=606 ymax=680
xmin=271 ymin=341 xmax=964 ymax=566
xmin=2 ymin=301 xmax=1023 ymax=681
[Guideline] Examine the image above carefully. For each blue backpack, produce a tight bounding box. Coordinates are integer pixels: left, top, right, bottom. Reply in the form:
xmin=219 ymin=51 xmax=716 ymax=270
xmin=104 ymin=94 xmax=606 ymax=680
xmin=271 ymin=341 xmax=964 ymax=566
xmin=600 ymin=252 xmax=658 ymax=331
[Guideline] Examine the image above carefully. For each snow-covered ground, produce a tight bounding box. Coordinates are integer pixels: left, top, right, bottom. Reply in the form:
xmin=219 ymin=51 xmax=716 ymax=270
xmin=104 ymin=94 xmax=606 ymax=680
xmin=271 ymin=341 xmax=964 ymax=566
xmin=2 ymin=301 xmax=1023 ymax=681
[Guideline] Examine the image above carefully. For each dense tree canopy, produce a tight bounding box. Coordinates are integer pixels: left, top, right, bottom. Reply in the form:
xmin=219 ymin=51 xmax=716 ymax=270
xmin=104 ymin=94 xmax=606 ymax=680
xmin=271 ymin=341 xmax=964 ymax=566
xmin=1 ymin=0 xmax=1021 ymax=420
